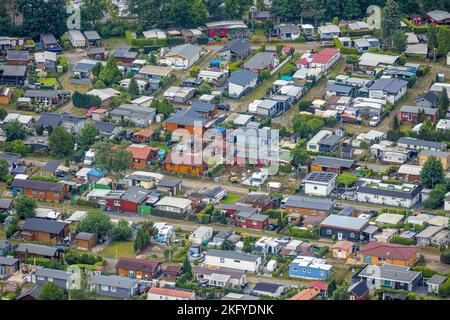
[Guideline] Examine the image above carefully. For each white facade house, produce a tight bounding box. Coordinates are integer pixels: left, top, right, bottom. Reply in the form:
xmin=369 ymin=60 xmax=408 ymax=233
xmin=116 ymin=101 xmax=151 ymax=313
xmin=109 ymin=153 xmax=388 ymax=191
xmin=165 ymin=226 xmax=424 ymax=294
xmin=368 ymin=78 xmax=408 ymax=105
xmin=154 ymin=197 xmax=192 ymax=214
xmin=227 ymin=69 xmax=258 ymax=99
xmin=307 ymin=129 xmax=333 ymax=152
xmin=303 ymin=172 xmax=337 ymax=197
xmin=356 ymin=179 xmax=421 ymax=208
xmin=67 ymin=29 xmax=86 ymax=48
xmin=189 ymin=226 xmax=213 ymax=245
xmin=204 ymin=249 xmax=262 ymax=273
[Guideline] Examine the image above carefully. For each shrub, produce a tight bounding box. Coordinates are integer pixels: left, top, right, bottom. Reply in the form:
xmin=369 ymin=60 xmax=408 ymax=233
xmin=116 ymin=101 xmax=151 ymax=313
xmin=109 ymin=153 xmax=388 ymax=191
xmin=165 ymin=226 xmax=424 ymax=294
xmin=441 ymin=251 xmax=450 ymax=265
xmin=438 ymin=278 xmax=450 ymax=297
xmin=391 ymin=236 xmax=414 ymax=246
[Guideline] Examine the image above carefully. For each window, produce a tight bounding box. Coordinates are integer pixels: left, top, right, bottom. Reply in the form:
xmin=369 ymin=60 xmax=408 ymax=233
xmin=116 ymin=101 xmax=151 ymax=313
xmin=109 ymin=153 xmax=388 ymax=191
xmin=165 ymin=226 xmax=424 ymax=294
xmin=327 ymin=229 xmax=332 ymax=235
xmin=220 ymin=258 xmax=225 ymax=263
xmin=233 ymin=260 xmax=241 ymax=263
xmin=303 ymin=268 xmax=307 ymax=273
xmin=48 ymin=278 xmax=53 ymax=282
xmin=114 ymin=200 xmax=121 ymax=206
xmin=293 ymin=267 xmax=298 ymax=272
xmin=110 ymin=286 xmax=116 ymax=292
xmin=37 ymin=276 xmax=45 ymax=281
xmin=314 ymin=186 xmax=318 ymax=190
xmin=320 ymin=271 xmax=324 ymax=276
xmin=350 ymin=232 xmax=355 ymax=238
xmin=308 ymin=269 xmax=311 ymax=273
xmin=101 ymin=285 xmax=109 ymax=291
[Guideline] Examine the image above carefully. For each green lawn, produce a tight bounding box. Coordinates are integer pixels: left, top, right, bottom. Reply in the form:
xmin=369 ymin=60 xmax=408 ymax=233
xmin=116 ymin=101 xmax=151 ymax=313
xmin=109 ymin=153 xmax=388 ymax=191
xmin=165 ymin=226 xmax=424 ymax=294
xmin=98 ymin=241 xmax=136 ymax=259
xmin=102 ymin=37 xmax=127 ymax=51
xmin=221 ymin=193 xmax=242 ymax=204
xmin=38 ymin=78 xmax=58 ymax=87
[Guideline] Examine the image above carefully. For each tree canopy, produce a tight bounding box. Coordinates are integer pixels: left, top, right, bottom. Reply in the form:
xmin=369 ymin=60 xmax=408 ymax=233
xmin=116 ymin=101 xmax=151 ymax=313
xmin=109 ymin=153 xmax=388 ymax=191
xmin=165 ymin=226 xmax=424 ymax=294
xmin=93 ymin=140 xmax=132 ymax=177
xmin=49 ymin=126 xmax=75 ymax=158
xmin=39 ymin=282 xmax=68 ymax=300
xmin=77 ymin=210 xmax=113 ymax=239
xmin=421 ymin=156 xmax=444 ymax=189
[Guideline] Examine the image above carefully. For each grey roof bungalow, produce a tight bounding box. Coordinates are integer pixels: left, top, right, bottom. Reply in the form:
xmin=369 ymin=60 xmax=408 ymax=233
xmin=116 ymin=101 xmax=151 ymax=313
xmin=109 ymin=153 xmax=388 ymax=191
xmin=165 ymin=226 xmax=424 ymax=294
xmin=89 ymin=274 xmax=138 ymax=299
xmin=319 ymin=214 xmax=370 ymax=241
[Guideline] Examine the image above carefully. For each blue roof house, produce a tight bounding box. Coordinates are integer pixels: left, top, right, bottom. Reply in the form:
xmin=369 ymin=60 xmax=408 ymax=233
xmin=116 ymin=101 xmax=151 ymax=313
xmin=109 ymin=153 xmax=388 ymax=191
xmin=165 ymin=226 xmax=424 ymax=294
xmin=289 ymin=256 xmax=333 ymax=280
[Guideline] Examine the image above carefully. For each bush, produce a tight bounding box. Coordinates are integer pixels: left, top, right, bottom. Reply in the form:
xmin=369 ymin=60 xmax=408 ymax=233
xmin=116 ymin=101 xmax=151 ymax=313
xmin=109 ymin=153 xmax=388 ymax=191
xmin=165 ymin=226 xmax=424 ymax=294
xmin=75 ymin=199 xmax=100 ymax=208
xmin=411 ymin=266 xmax=441 ymax=279
xmin=438 ymin=278 xmax=450 ymax=297
xmin=391 ymin=236 xmax=414 ymax=246
xmin=441 ymin=251 xmax=450 ymax=265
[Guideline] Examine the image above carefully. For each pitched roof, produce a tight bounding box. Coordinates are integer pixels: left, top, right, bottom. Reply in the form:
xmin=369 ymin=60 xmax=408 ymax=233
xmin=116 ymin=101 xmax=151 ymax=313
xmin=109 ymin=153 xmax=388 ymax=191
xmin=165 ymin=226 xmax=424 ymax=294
xmin=22 ymin=218 xmax=67 ymax=234
xmin=41 ymin=160 xmax=62 ymax=172
xmin=166 ymin=44 xmax=201 ymax=60
xmin=218 ymin=39 xmax=251 ymax=56
xmin=0 ymin=151 xmax=20 ymax=166
xmin=253 ymin=282 xmax=284 ymax=294
xmin=360 ymin=242 xmax=418 ymax=261
xmin=427 ymin=10 xmax=450 ymax=21
xmin=287 ymin=287 xmax=320 ymax=300
xmin=0 ymin=64 xmax=27 ymax=77
xmin=148 ymin=287 xmax=194 ymax=299
xmin=115 ymin=258 xmax=161 ymax=273
xmin=11 ymin=179 xmax=65 ymax=192
xmin=0 ymin=256 xmax=19 ymax=266
xmin=398 ymin=137 xmax=446 ymax=150
xmin=16 ymin=243 xmax=58 ymax=256
xmin=243 ymin=52 xmax=275 ymax=69
xmin=75 ymin=232 xmax=95 ymax=241
xmin=332 ymin=240 xmax=353 ymax=251
xmin=348 ymin=280 xmax=369 ymax=297
xmin=368 ymin=78 xmax=408 ymax=94
xmin=227 ymin=69 xmax=258 ymax=86
xmin=427 ymin=274 xmax=447 ymax=286
xmin=126 ymin=144 xmax=153 ymax=160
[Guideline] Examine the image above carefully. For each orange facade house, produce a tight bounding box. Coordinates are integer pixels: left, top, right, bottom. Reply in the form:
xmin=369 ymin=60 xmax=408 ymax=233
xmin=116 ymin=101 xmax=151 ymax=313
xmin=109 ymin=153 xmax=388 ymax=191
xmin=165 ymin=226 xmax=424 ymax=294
xmin=359 ymin=242 xmax=419 ymax=266
xmin=164 ymin=152 xmax=205 ymax=175
xmin=163 ymin=108 xmax=213 ymax=136
xmin=21 ymin=218 xmax=69 ymax=244
xmin=132 ymin=129 xmax=153 ymax=144
xmin=126 ymin=144 xmax=157 ymax=168
xmin=116 ymin=258 xmax=162 ymax=280
xmin=75 ymin=232 xmax=97 ymax=250
xmin=11 ymin=179 xmax=68 ymax=202
xmin=332 ymin=240 xmax=353 ymax=259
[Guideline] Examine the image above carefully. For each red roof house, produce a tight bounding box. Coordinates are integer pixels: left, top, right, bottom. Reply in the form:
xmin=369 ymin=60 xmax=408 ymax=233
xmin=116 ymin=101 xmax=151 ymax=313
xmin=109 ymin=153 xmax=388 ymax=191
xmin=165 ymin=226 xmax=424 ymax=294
xmin=359 ymin=242 xmax=419 ymax=266
xmin=311 ymin=48 xmax=341 ymax=72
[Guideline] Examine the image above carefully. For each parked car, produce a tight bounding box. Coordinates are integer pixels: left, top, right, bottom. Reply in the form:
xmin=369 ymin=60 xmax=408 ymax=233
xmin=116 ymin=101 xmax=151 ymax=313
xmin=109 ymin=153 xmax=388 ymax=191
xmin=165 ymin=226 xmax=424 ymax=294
xmin=369 ymin=116 xmax=380 ymax=127
xmin=267 ymin=224 xmax=278 ymax=231
xmin=217 ymin=103 xmax=230 ymax=111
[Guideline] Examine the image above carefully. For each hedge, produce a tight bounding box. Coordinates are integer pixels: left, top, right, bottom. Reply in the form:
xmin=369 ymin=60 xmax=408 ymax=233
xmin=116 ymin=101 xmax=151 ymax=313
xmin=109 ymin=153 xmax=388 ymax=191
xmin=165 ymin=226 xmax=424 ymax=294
xmin=151 ymin=208 xmax=186 ymax=220
xmin=411 ymin=266 xmax=442 ymax=279
xmin=391 ymin=236 xmax=414 ymax=246
xmin=76 ymin=199 xmax=100 ymax=208
xmin=333 ymin=38 xmax=360 ymax=55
